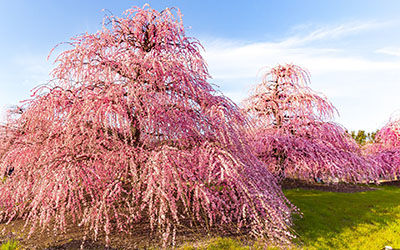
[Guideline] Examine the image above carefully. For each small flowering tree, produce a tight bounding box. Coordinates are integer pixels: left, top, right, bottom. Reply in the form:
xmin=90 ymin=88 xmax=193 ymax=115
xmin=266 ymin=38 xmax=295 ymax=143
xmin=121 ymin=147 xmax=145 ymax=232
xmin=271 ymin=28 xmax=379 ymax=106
xmin=364 ymin=117 xmax=400 ymax=179
xmin=244 ymin=64 xmax=378 ymax=183
xmin=0 ymin=6 xmax=293 ymax=246
xmin=376 ymin=117 xmax=400 ymax=148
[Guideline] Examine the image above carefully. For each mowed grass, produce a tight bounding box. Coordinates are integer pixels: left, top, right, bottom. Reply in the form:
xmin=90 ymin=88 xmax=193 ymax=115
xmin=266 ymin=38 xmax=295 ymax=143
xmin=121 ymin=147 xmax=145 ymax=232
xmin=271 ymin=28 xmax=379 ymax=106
xmin=285 ymin=185 xmax=400 ymax=249
xmin=181 ymin=185 xmax=400 ymax=249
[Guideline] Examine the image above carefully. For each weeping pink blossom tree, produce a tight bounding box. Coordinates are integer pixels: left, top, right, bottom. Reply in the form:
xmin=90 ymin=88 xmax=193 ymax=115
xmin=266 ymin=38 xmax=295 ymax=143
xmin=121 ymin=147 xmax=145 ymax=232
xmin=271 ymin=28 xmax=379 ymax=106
xmin=0 ymin=6 xmax=294 ymax=246
xmin=364 ymin=116 xmax=400 ymax=179
xmin=243 ymin=64 xmax=378 ymax=183
xmin=376 ymin=116 xmax=400 ymax=148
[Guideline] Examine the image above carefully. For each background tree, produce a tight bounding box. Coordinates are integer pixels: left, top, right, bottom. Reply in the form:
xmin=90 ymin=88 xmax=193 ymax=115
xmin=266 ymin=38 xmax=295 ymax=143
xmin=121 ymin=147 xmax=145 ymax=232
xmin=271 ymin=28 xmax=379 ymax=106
xmin=351 ymin=130 xmax=367 ymax=145
xmin=350 ymin=130 xmax=378 ymax=145
xmin=243 ymin=64 xmax=378 ymax=183
xmin=0 ymin=6 xmax=294 ymax=246
xmin=369 ymin=130 xmax=378 ymax=143
xmin=364 ymin=117 xmax=400 ymax=179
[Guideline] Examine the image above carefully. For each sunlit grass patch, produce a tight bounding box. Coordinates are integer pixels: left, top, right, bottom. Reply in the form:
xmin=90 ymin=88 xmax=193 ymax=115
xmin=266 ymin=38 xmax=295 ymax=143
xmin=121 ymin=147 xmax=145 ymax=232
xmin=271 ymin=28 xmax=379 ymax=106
xmin=285 ymin=185 xmax=400 ymax=249
xmin=182 ymin=185 xmax=400 ymax=249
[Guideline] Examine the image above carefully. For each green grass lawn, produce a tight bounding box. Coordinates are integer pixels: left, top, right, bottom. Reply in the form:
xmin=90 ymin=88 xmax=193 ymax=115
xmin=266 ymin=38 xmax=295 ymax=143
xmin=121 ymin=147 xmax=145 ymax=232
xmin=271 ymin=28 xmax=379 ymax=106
xmin=285 ymin=185 xmax=400 ymax=249
xmin=181 ymin=185 xmax=400 ymax=249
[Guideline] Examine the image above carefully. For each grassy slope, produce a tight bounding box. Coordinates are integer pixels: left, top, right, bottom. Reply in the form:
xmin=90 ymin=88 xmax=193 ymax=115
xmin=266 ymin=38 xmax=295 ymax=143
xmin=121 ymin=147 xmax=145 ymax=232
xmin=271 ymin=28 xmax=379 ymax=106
xmin=285 ymin=186 xmax=400 ymax=249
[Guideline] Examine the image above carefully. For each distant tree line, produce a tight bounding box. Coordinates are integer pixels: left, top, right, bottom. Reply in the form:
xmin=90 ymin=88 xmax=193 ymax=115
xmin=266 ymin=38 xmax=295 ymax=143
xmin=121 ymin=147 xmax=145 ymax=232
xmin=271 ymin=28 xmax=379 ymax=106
xmin=349 ymin=130 xmax=379 ymax=145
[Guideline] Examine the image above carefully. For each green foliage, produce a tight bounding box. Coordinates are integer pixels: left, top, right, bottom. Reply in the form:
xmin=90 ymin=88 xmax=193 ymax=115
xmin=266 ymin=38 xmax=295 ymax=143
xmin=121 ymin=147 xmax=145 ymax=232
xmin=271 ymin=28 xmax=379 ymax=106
xmin=285 ymin=186 xmax=400 ymax=249
xmin=0 ymin=240 xmax=20 ymax=250
xmin=370 ymin=130 xmax=377 ymax=142
xmin=350 ymin=130 xmax=378 ymax=145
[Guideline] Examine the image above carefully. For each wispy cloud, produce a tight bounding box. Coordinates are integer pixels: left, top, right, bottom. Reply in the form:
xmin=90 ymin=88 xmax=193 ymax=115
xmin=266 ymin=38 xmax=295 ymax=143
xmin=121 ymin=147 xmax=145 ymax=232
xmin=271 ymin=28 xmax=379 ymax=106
xmin=376 ymin=47 xmax=400 ymax=57
xmin=282 ymin=21 xmax=388 ymax=46
xmin=202 ymin=20 xmax=400 ymax=131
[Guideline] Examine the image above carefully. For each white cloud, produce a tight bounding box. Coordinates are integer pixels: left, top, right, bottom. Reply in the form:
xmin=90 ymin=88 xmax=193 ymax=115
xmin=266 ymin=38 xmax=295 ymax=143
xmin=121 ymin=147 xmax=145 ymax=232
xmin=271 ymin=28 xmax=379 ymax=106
xmin=282 ymin=21 xmax=388 ymax=46
xmin=376 ymin=47 xmax=400 ymax=57
xmin=202 ymin=21 xmax=400 ymax=131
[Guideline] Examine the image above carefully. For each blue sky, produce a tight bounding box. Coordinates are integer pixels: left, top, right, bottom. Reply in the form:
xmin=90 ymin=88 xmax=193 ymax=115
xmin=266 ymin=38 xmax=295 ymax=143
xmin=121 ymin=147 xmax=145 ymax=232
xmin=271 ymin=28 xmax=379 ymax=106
xmin=1 ymin=0 xmax=400 ymax=131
